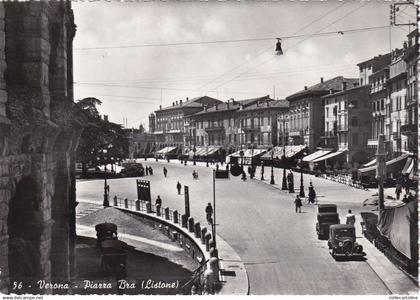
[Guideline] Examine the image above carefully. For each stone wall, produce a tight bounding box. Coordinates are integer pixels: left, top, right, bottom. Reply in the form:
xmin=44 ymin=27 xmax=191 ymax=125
xmin=0 ymin=1 xmax=84 ymax=294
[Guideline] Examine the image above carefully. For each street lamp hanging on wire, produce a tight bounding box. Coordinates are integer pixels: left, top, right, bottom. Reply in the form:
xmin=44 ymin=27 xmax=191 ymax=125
xmin=275 ymin=38 xmax=283 ymax=55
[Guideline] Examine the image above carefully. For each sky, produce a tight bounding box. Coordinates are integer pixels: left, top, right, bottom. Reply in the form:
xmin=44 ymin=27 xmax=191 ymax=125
xmin=72 ymin=0 xmax=415 ymax=129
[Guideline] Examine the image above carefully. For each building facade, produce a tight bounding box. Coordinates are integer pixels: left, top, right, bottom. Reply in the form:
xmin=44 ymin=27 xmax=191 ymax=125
xmin=186 ymin=96 xmax=288 ymax=151
xmin=0 ymin=1 xmax=83 ymax=293
xmin=286 ymin=76 xmax=359 ymax=152
xmin=322 ymin=85 xmax=371 ymax=167
xmin=153 ymin=96 xmax=222 ymax=151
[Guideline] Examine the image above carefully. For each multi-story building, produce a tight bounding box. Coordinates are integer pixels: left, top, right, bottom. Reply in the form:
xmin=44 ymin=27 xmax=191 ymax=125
xmin=286 ymin=76 xmax=359 ymax=152
xmin=187 ymin=95 xmax=288 ymax=151
xmin=321 ymin=85 xmax=371 ymax=168
xmin=357 ymin=53 xmax=392 ymax=86
xmin=153 ymin=96 xmax=222 ymax=151
xmin=124 ymin=128 xmax=156 ymax=158
xmin=387 ymin=48 xmax=407 ymax=156
xmin=401 ymin=29 xmax=418 ymax=156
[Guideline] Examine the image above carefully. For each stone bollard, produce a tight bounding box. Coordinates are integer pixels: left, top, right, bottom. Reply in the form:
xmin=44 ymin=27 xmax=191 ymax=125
xmin=173 ymin=210 xmax=179 ymax=223
xmin=201 ymin=228 xmax=207 ymax=244
xmin=156 ymin=204 xmax=161 ymax=216
xmin=209 ymin=257 xmax=219 ymax=283
xmin=188 ymin=217 xmax=195 ymax=233
xmin=135 ymin=200 xmax=140 ymax=211
xmin=113 ymin=196 xmax=118 ymax=206
xmin=124 ymin=198 xmax=128 ymax=208
xmin=146 ymin=202 xmax=152 ymax=213
xmin=181 ymin=214 xmax=188 ymax=228
xmin=164 ymin=207 xmax=170 ymax=220
xmin=205 ymin=233 xmax=212 ymax=251
xmin=194 ymin=222 xmax=201 ymax=239
xmin=204 ymin=269 xmax=215 ymax=295
xmin=209 ymin=247 xmax=218 ymax=258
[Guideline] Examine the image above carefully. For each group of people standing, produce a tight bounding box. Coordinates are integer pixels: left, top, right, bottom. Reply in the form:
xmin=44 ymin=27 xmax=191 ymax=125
xmin=144 ymin=166 xmax=153 ymax=176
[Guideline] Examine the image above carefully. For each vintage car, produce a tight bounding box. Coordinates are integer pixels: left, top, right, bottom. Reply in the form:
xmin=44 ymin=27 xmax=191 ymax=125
xmin=120 ymin=162 xmax=145 ymax=177
xmin=316 ymin=212 xmax=340 ymax=240
xmin=316 ymin=204 xmax=339 ymax=240
xmin=328 ymin=224 xmax=366 ymax=258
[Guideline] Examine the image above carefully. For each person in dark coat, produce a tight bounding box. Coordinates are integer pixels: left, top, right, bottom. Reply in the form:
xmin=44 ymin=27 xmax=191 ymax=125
xmin=395 ymin=182 xmax=402 ymax=200
xmin=287 ymin=170 xmax=295 ymax=193
xmin=145 ymin=166 xmax=149 ymax=176
xmin=163 ymin=167 xmax=168 ymax=178
xmin=155 ymin=195 xmax=162 ymax=206
xmin=205 ymin=203 xmax=213 ymax=225
xmin=176 ymin=181 xmax=182 ymax=195
xmin=308 ymin=182 xmax=316 ymax=204
xmin=149 ymin=166 xmax=153 ymax=175
xmin=294 ymin=195 xmax=302 ymax=213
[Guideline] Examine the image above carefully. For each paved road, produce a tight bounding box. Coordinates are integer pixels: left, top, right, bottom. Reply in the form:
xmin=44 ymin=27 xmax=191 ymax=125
xmin=76 ymin=161 xmax=390 ymax=295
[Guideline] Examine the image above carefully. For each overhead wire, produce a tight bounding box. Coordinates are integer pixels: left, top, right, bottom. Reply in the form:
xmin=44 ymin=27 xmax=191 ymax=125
xmin=211 ymin=1 xmax=371 ymax=90
xmin=196 ymin=2 xmax=347 ymax=91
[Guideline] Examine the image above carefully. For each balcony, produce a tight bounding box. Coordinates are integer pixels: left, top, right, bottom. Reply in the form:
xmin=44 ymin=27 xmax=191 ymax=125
xmin=289 ymin=130 xmax=303 ymax=137
xmin=337 ymin=125 xmax=348 ymax=132
xmin=241 ymin=126 xmax=260 ymax=132
xmin=205 ymin=126 xmax=225 ymax=132
xmin=367 ymin=139 xmax=378 ymax=147
xmin=321 ymin=131 xmax=338 ymax=139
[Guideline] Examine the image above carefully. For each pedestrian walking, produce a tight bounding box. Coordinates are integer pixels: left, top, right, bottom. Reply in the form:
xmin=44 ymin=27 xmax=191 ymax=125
xmin=176 ymin=181 xmax=182 ymax=195
xmin=155 ymin=195 xmax=162 ymax=206
xmin=149 ymin=166 xmax=153 ymax=175
xmin=308 ymin=182 xmax=316 ymax=204
xmin=205 ymin=202 xmax=213 ymax=225
xmin=294 ymin=195 xmax=302 ymax=213
xmin=395 ymin=182 xmax=402 ymax=200
xmin=287 ymin=170 xmax=295 ymax=193
xmin=345 ymin=209 xmax=355 ymax=225
xmin=163 ymin=167 xmax=168 ymax=178
xmin=145 ymin=166 xmax=149 ymax=176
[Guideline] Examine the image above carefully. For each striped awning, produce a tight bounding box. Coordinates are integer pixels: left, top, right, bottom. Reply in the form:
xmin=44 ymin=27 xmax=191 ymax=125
xmin=302 ymin=149 xmax=332 ymax=162
xmin=312 ymin=150 xmax=346 ymax=163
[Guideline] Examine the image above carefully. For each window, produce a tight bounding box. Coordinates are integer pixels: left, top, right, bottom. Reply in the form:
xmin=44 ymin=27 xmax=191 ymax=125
xmin=326 ymin=107 xmax=329 ymax=117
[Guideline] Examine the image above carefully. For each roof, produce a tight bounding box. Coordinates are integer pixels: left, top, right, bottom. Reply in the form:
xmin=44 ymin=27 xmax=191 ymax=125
xmin=193 ymin=95 xmax=272 ymax=116
xmin=357 ymin=52 xmax=392 ymax=71
xmin=156 ymin=96 xmax=222 ymax=112
xmin=322 ymin=84 xmax=369 ymax=99
xmin=330 ymin=224 xmax=355 ymax=230
xmin=240 ymin=99 xmax=289 ymax=112
xmin=287 ymin=76 xmax=359 ymax=100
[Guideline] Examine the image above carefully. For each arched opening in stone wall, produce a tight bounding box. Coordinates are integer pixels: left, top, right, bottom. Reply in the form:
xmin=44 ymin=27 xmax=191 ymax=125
xmin=8 ymin=176 xmax=40 ymax=289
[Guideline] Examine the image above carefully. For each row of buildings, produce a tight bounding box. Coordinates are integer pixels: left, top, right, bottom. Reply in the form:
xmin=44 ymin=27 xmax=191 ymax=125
xmin=129 ymin=30 xmax=417 ymax=176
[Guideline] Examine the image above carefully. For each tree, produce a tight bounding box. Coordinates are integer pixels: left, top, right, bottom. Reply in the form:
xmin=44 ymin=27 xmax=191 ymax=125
xmin=76 ymin=98 xmax=128 ymax=175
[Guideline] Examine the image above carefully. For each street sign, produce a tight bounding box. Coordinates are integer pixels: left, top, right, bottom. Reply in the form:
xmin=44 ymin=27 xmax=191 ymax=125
xmin=136 ymin=179 xmax=151 ymax=202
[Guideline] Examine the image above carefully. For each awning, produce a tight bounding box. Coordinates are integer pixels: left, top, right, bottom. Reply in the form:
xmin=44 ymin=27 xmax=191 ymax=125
xmin=229 ymin=148 xmax=267 ymax=158
xmin=156 ymin=146 xmax=177 ymax=155
xmin=261 ymin=145 xmax=307 ymax=160
xmin=402 ymin=157 xmax=414 ymax=175
xmin=363 ymin=158 xmax=377 ymax=167
xmin=302 ymin=149 xmax=332 ymax=162
xmin=358 ymin=154 xmax=409 ymax=175
xmin=312 ymin=150 xmax=346 ymax=163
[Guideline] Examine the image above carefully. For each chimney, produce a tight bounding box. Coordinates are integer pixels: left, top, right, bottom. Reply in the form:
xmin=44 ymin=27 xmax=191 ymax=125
xmin=204 ymin=105 xmax=207 ymax=112
xmin=215 ymin=104 xmax=218 ymax=110
xmin=175 ymin=100 xmax=178 ymax=106
xmin=180 ymin=100 xmax=183 ymax=106
xmin=159 ymin=105 xmax=162 ymax=110
xmin=342 ymin=81 xmax=347 ymax=91
xmin=227 ymin=101 xmax=230 ymax=109
xmin=329 ymin=88 xmax=333 ymax=95
xmin=320 ymin=77 xmax=324 ymax=83
xmin=304 ymin=86 xmax=308 ymax=90
xmin=266 ymin=100 xmax=269 ymax=107
xmin=186 ymin=97 xmax=189 ymax=101
xmin=172 ymin=102 xmax=175 ymax=106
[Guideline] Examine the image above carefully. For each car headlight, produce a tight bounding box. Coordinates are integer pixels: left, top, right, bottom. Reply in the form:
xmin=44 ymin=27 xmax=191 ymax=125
xmin=338 ymin=242 xmax=343 ymax=247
